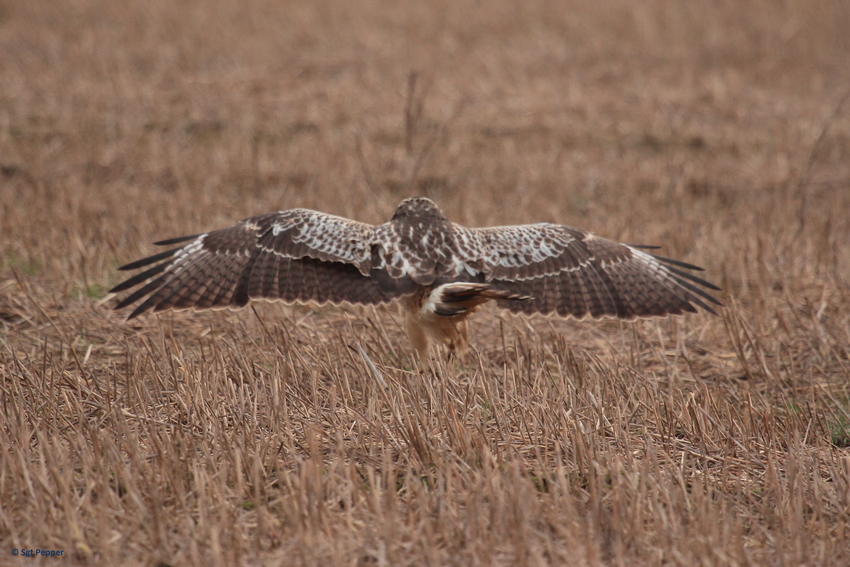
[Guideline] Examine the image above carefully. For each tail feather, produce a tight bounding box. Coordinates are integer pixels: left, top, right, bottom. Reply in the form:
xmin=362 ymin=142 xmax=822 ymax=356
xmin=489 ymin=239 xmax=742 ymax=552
xmin=430 ymin=283 xmax=528 ymax=317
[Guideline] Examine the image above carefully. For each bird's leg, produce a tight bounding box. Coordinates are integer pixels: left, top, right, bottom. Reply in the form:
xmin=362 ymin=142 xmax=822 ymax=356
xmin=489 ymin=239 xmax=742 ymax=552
xmin=402 ymin=303 xmax=430 ymax=362
xmin=448 ymin=319 xmax=469 ymax=357
xmin=409 ymin=321 xmax=430 ymax=362
xmin=445 ymin=318 xmax=471 ymax=366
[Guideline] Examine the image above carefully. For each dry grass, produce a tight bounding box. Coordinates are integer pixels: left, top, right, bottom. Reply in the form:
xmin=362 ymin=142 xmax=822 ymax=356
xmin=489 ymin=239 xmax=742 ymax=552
xmin=2 ymin=0 xmax=850 ymax=565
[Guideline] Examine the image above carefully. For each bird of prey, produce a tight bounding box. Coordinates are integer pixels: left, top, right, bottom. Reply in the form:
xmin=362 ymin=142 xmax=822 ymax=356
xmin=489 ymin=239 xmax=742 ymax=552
xmin=110 ymin=197 xmax=721 ymax=359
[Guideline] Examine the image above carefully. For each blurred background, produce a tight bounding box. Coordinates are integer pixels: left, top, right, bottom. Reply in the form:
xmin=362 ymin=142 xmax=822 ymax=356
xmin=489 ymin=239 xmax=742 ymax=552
xmin=2 ymin=2 xmax=850 ymax=564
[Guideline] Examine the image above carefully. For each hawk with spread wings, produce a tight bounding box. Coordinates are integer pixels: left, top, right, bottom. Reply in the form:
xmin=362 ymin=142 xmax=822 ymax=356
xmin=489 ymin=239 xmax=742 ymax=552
xmin=111 ymin=197 xmax=721 ymax=358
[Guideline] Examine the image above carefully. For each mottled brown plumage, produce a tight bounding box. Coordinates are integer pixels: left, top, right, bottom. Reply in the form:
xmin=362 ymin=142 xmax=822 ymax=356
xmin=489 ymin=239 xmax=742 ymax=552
xmin=111 ymin=197 xmax=721 ymax=358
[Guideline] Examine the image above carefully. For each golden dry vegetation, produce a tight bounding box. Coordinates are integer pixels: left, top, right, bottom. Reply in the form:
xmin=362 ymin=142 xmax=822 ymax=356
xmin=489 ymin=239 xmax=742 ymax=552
xmin=2 ymin=1 xmax=850 ymax=565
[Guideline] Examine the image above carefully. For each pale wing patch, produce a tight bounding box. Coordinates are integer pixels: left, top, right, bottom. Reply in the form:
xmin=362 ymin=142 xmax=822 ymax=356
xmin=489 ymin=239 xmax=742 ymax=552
xmin=262 ymin=209 xmax=374 ymax=268
xmin=460 ymin=224 xmax=591 ymax=280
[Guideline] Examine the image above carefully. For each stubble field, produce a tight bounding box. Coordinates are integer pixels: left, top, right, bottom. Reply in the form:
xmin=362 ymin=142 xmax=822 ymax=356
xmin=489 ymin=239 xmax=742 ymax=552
xmin=2 ymin=1 xmax=850 ymax=565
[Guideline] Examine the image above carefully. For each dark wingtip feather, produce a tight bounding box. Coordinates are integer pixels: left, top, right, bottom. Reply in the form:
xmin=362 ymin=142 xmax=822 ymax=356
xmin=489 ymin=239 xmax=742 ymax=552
xmin=153 ymin=234 xmax=202 ymax=246
xmin=628 ymin=244 xmax=662 ymax=250
xmin=126 ymin=292 xmax=166 ymax=319
xmin=109 ymin=262 xmax=170 ymax=293
xmin=700 ymin=303 xmax=719 ymax=316
xmin=690 ymin=297 xmax=719 ymax=316
xmin=667 ymin=273 xmax=724 ymax=310
xmin=650 ymin=253 xmax=706 ymax=272
xmin=118 ymin=248 xmax=182 ymax=271
xmin=113 ymin=274 xmax=170 ymax=310
xmin=679 ymin=288 xmax=720 ymax=316
xmin=636 ymin=249 xmax=723 ymax=314
xmin=126 ymin=303 xmax=151 ymax=320
xmin=664 ymin=265 xmax=723 ymax=294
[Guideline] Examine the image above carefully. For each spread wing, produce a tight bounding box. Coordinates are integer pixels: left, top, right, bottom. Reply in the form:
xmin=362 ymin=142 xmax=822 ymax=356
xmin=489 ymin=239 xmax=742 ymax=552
xmin=455 ymin=224 xmax=721 ymax=320
xmin=110 ymin=209 xmax=397 ymax=319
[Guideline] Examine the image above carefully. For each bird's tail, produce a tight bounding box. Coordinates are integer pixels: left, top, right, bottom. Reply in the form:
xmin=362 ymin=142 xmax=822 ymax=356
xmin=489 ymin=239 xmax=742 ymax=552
xmin=428 ymin=283 xmax=529 ymax=317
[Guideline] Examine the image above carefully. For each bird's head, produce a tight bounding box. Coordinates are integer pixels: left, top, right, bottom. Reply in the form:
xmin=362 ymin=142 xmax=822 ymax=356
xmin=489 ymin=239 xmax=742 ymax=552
xmin=391 ymin=197 xmax=445 ymax=221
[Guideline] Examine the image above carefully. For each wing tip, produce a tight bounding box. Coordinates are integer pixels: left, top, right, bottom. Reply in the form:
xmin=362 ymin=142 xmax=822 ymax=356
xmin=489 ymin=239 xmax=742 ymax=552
xmin=153 ymin=234 xmax=203 ymax=246
xmin=628 ymin=244 xmax=662 ymax=250
xmin=649 ymin=253 xmax=706 ymax=272
xmin=117 ymin=247 xmax=183 ymax=271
